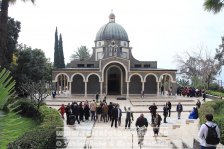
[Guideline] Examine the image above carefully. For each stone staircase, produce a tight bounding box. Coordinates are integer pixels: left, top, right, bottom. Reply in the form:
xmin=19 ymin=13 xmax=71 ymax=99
xmin=87 ymin=122 xmax=173 ymax=149
xmin=47 ymin=95 xmax=204 ymax=149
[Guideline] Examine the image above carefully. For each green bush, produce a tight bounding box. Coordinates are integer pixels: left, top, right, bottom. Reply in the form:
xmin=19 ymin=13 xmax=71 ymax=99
xmin=4 ymin=99 xmax=41 ymax=122
xmin=207 ymin=90 xmax=224 ymax=98
xmin=199 ymin=100 xmax=224 ymax=144
xmin=7 ymin=106 xmax=65 ymax=149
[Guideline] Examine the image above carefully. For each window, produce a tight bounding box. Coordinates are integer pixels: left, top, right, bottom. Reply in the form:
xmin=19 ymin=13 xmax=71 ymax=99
xmin=87 ymin=64 xmax=94 ymax=68
xmin=98 ymin=42 xmax=101 ymax=46
xmin=144 ymin=64 xmax=151 ymax=68
xmin=134 ymin=64 xmax=141 ymax=68
xmin=77 ymin=64 xmax=85 ymax=68
xmin=124 ymin=42 xmax=126 ymax=46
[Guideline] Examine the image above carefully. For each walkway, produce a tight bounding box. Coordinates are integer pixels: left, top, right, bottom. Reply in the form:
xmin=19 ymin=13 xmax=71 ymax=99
xmin=47 ymin=95 xmax=223 ymax=149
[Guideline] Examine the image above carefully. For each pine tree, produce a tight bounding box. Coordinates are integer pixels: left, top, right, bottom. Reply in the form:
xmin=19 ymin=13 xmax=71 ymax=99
xmin=58 ymin=34 xmax=65 ymax=68
xmin=54 ymin=27 xmax=59 ymax=68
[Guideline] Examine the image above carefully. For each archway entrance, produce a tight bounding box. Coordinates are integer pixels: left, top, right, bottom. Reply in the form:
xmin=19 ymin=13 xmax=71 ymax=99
xmin=107 ymin=66 xmax=121 ymax=95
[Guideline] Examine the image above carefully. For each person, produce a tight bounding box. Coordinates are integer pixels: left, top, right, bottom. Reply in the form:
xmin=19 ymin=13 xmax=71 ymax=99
xmin=168 ymin=87 xmax=172 ymax=96
xmin=71 ymin=102 xmax=80 ymax=124
xmin=188 ymin=107 xmax=198 ymax=119
xmin=96 ymin=92 xmax=99 ymax=102
xmin=136 ymin=114 xmax=148 ymax=145
xmin=153 ymin=113 xmax=162 ymax=136
xmin=163 ymin=104 xmax=168 ymax=123
xmin=117 ymin=104 xmax=122 ymax=126
xmin=202 ymin=90 xmax=206 ymax=102
xmin=84 ymin=101 xmax=90 ymax=120
xmin=167 ymin=101 xmax=172 ymax=117
xmin=141 ymin=90 xmax=144 ymax=98
xmin=58 ymin=104 xmax=65 ymax=119
xmin=148 ymin=103 xmax=157 ymax=123
xmin=176 ymin=102 xmax=183 ymax=119
xmin=90 ymin=100 xmax=97 ymax=121
xmin=65 ymin=103 xmax=71 ymax=124
xmin=108 ymin=102 xmax=113 ymax=121
xmin=111 ymin=105 xmax=118 ymax=128
xmin=161 ymin=85 xmax=164 ymax=95
xmin=196 ymin=99 xmax=201 ymax=109
xmin=198 ymin=114 xmax=220 ymax=149
xmin=52 ymin=90 xmax=56 ymax=98
xmin=102 ymin=103 xmax=108 ymax=122
xmin=124 ymin=107 xmax=134 ymax=129
xmin=78 ymin=102 xmax=84 ymax=122
xmin=96 ymin=103 xmax=102 ymax=122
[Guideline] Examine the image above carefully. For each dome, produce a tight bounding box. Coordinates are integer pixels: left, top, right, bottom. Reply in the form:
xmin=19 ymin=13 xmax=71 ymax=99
xmin=95 ymin=13 xmax=129 ymax=42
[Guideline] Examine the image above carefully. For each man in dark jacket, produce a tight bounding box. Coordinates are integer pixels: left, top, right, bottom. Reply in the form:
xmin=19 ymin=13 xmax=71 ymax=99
xmin=111 ymin=105 xmax=118 ymax=128
xmin=163 ymin=104 xmax=168 ymax=123
xmin=167 ymin=101 xmax=172 ymax=117
xmin=148 ymin=103 xmax=157 ymax=123
xmin=108 ymin=102 xmax=113 ymax=121
xmin=136 ymin=114 xmax=148 ymax=145
xmin=71 ymin=102 xmax=80 ymax=124
xmin=65 ymin=103 xmax=71 ymax=125
xmin=176 ymin=102 xmax=183 ymax=119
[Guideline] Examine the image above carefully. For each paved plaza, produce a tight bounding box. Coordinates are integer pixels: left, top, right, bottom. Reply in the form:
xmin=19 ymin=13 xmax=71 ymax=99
xmin=47 ymin=95 xmax=223 ymax=149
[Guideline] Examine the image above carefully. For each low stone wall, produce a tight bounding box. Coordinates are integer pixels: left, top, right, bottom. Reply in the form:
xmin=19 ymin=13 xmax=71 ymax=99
xmin=206 ymin=94 xmax=223 ymax=100
xmin=193 ymin=138 xmax=224 ymax=149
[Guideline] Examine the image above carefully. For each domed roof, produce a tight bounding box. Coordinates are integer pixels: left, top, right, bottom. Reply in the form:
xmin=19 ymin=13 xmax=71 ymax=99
xmin=95 ymin=13 xmax=129 ymax=42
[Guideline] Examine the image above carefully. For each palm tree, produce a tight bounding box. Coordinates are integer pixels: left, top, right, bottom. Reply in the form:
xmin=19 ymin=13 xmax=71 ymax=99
xmin=204 ymin=0 xmax=224 ymax=14
xmin=0 ymin=0 xmax=35 ymax=67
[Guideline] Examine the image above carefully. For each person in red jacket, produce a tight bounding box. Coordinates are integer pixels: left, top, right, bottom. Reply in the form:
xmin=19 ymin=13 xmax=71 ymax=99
xmin=58 ymin=104 xmax=65 ymax=119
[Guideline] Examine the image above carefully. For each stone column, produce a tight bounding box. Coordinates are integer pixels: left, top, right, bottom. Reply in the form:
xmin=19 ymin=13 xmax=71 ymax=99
xmin=84 ymin=81 xmax=87 ymax=98
xmin=100 ymin=81 xmax=103 ymax=99
xmin=57 ymin=81 xmax=59 ymax=94
xmin=60 ymin=75 xmax=63 ymax=93
xmin=69 ymin=81 xmax=72 ymax=97
xmin=141 ymin=81 xmax=145 ymax=92
xmin=126 ymin=81 xmax=130 ymax=98
xmin=63 ymin=75 xmax=66 ymax=91
xmin=157 ymin=81 xmax=160 ymax=96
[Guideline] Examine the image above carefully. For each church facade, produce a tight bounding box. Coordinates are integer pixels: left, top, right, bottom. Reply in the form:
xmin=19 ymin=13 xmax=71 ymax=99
xmin=52 ymin=13 xmax=177 ymax=98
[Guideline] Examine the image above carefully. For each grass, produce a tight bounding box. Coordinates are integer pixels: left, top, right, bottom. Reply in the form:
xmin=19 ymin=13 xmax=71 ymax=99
xmin=0 ymin=112 xmax=37 ymax=149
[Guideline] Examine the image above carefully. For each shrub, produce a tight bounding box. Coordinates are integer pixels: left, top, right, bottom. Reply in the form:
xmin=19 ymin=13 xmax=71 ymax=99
xmin=7 ymin=105 xmax=65 ymax=149
xmin=199 ymin=100 xmax=224 ymax=144
xmin=5 ymin=99 xmax=41 ymax=121
xmin=207 ymin=90 xmax=224 ymax=98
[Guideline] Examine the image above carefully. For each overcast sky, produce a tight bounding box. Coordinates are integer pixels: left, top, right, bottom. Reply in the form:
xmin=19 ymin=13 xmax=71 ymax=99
xmin=8 ymin=0 xmax=224 ymax=75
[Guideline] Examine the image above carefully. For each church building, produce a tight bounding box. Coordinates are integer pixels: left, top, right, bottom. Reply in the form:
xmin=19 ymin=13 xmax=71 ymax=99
xmin=52 ymin=13 xmax=177 ymax=98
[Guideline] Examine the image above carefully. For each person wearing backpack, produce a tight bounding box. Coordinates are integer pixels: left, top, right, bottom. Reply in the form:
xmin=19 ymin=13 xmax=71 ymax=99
xmin=198 ymin=114 xmax=221 ymax=149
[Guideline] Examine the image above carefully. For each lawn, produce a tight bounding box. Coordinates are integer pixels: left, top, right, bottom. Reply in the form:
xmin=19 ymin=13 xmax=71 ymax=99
xmin=0 ymin=112 xmax=37 ymax=149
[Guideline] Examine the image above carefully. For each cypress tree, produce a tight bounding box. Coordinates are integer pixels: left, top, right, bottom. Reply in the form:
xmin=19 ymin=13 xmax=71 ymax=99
xmin=54 ymin=27 xmax=59 ymax=68
xmin=58 ymin=33 xmax=65 ymax=68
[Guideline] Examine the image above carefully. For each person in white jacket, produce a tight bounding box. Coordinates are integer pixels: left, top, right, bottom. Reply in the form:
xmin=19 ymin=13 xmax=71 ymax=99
xmin=198 ymin=114 xmax=221 ymax=149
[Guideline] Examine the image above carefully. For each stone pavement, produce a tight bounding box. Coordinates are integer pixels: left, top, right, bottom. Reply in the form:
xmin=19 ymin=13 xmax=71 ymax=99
xmin=48 ymin=95 xmax=223 ymax=149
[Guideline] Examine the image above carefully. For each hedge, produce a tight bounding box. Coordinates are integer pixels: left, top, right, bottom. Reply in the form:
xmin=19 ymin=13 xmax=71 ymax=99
xmin=199 ymin=100 xmax=224 ymax=144
xmin=7 ymin=105 xmax=65 ymax=149
xmin=206 ymin=90 xmax=224 ymax=98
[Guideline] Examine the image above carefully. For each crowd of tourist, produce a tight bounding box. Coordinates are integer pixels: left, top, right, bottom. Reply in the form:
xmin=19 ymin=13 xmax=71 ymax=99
xmin=58 ymin=99 xmax=136 ymax=129
xmin=176 ymin=87 xmax=206 ymax=98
